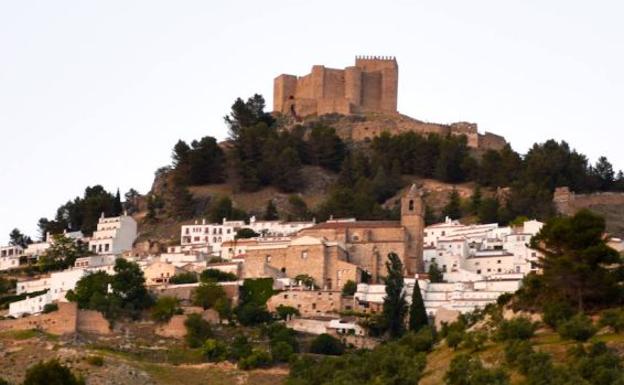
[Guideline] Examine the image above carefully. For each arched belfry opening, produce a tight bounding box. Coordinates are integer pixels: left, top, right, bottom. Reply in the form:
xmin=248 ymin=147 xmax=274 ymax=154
xmin=409 ymin=200 xmax=414 ymax=211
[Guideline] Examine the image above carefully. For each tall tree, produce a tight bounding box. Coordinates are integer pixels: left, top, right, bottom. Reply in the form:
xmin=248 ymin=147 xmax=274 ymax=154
xmin=524 ymin=209 xmax=623 ymax=311
xmin=382 ymin=252 xmax=408 ymax=339
xmin=274 ymin=147 xmax=304 ymax=192
xmin=409 ymin=279 xmax=428 ymax=332
xmin=113 ymin=189 xmax=123 ymax=216
xmin=110 ymin=259 xmax=153 ymax=318
xmin=264 ymin=200 xmax=278 ymax=220
xmin=443 ymin=189 xmax=462 ymax=220
xmin=593 ymin=156 xmax=615 ymax=191
xmin=8 ymin=228 xmax=32 ymax=248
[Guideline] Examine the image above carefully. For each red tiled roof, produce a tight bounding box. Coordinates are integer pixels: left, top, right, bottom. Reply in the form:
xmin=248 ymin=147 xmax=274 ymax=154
xmin=304 ymin=221 xmax=402 ymax=230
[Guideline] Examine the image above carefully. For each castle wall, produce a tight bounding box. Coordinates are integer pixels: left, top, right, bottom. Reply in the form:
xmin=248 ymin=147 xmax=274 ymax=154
xmin=0 ymin=302 xmax=110 ymax=336
xmin=267 ymin=289 xmax=344 ymax=317
xmin=554 ymin=187 xmax=624 ymax=216
xmin=274 ymin=56 xmax=398 ymax=117
xmin=478 ymin=132 xmax=507 ymax=151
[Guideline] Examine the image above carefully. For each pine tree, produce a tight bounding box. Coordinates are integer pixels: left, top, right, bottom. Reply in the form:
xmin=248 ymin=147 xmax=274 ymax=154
xmin=443 ymin=189 xmax=462 ymax=219
xmin=274 ymin=147 xmax=304 ymax=192
xmin=409 ymin=279 xmax=428 ymax=332
xmin=428 ymin=263 xmax=444 ymax=283
xmin=470 ymin=186 xmax=482 ymax=215
xmin=113 ymin=189 xmax=123 ymax=216
xmin=264 ymin=200 xmax=278 ymax=220
xmin=382 ymin=252 xmax=407 ymax=339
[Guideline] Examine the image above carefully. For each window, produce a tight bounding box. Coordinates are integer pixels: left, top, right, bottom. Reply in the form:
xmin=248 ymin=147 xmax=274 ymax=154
xmin=497 ymin=260 xmax=501 ymax=264
xmin=284 ymin=294 xmax=288 ymax=299
xmin=266 ymin=255 xmax=271 ymax=263
xmin=104 ymin=244 xmax=110 ymax=252
xmin=301 ymin=251 xmax=308 ymax=259
xmin=409 ymin=200 xmax=414 ymax=210
xmin=476 ymin=269 xmax=481 ymax=274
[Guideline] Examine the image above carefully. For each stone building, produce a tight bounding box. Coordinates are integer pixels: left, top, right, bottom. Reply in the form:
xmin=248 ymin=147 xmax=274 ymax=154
xmin=274 ymin=56 xmax=398 ymax=117
xmin=243 ymin=236 xmax=361 ymax=291
xmin=298 ymin=184 xmax=425 ymax=281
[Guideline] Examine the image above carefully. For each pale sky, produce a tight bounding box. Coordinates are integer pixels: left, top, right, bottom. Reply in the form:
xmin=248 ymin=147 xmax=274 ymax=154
xmin=1 ymin=1 xmax=623 ymax=244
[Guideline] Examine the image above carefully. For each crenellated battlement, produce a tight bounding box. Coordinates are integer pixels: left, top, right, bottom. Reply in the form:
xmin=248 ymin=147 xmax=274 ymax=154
xmin=355 ymin=55 xmax=397 ymax=61
xmin=274 ymin=56 xmax=398 ymax=117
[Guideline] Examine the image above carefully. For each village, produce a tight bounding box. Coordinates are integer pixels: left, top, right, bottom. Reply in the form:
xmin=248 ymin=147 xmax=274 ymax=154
xmin=2 ymin=184 xmax=600 ymax=340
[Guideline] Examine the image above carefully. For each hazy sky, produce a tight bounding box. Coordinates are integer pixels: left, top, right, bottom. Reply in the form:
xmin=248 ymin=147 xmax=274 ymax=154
xmin=1 ymin=1 xmax=623 ymax=244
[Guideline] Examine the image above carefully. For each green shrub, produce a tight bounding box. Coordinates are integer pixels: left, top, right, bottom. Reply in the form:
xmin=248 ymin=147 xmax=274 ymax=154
xmin=444 ymin=354 xmax=509 ymax=385
xmin=599 ymin=308 xmax=624 ymax=332
xmin=200 ymin=269 xmax=238 ymax=283
xmin=542 ymin=301 xmax=574 ymax=329
xmin=85 ymin=355 xmax=104 ymax=366
xmin=23 ymin=359 xmax=85 ymax=385
xmin=462 ymin=331 xmax=487 ymax=352
xmin=169 ymin=272 xmax=198 ymax=284
xmin=496 ymin=317 xmax=536 ymax=341
xmin=275 ymin=305 xmax=299 ymax=320
xmin=228 ymin=335 xmax=252 ymax=361
xmin=42 ymin=303 xmax=59 ymax=314
xmin=271 ymin=341 xmax=294 ymax=362
xmin=558 ymin=313 xmax=597 ymax=342
xmin=0 ymin=377 xmax=8 ymax=385
xmin=202 ymin=339 xmax=227 ymax=362
xmin=150 ymin=296 xmax=182 ymax=322
xmin=341 ymin=280 xmax=357 ymax=296
xmin=236 ymin=302 xmax=272 ymax=326
xmin=184 ymin=313 xmax=213 ymax=348
xmin=309 ymin=334 xmax=345 ymax=356
xmin=238 ymin=349 xmax=272 ymax=370
xmin=446 ymin=329 xmax=464 ymax=350
xmin=504 ymin=340 xmax=532 ymax=369
xmin=397 ymin=327 xmax=434 ymax=353
xmin=192 ymin=282 xmax=227 ymax=310
xmin=496 ymin=293 xmax=513 ymax=307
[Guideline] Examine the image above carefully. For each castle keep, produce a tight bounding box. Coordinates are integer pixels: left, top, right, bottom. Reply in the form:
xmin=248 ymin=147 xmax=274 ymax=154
xmin=274 ymin=56 xmax=398 ymax=117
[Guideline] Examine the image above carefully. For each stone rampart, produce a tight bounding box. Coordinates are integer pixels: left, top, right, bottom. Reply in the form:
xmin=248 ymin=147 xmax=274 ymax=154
xmin=0 ymin=302 xmax=111 ymax=336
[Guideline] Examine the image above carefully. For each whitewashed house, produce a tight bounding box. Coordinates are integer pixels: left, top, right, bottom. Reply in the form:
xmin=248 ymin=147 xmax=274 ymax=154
xmin=89 ymin=213 xmax=137 ymax=255
xmin=0 ymin=245 xmax=23 ymax=271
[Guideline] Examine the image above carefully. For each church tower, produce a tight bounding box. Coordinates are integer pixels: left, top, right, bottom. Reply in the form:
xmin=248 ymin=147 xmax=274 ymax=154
xmin=401 ymin=184 xmax=425 ymax=275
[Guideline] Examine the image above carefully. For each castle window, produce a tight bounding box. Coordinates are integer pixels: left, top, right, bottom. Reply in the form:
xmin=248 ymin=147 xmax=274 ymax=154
xmin=301 ymin=251 xmax=308 ymax=259
xmin=409 ymin=200 xmax=414 ymax=210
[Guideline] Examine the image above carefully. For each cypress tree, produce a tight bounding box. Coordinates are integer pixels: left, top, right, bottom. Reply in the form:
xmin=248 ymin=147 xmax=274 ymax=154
xmin=382 ymin=252 xmax=407 ymax=339
xmin=409 ymin=279 xmax=428 ymax=332
xmin=264 ymin=200 xmax=278 ymax=220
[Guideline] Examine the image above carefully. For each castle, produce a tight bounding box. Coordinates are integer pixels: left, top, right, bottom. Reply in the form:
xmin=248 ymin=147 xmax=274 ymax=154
xmin=274 ymin=56 xmax=398 ymax=117
xmin=273 ymin=56 xmax=507 ymax=151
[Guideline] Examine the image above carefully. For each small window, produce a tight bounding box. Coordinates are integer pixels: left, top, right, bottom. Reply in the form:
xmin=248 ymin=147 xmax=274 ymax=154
xmin=301 ymin=251 xmax=308 ymax=259
xmin=409 ymin=200 xmax=414 ymax=210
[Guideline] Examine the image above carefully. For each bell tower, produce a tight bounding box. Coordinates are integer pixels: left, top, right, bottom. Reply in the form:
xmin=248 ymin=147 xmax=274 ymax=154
xmin=401 ymin=184 xmax=425 ymax=274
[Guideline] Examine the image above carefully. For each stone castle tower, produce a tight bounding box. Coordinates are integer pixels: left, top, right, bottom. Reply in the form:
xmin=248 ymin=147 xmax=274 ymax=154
xmin=273 ymin=56 xmax=398 ymax=118
xmin=401 ymin=184 xmax=425 ymax=275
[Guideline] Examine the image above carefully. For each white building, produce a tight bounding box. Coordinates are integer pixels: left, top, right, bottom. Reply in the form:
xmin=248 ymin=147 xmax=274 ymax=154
xmin=16 ymin=276 xmax=51 ymax=295
xmin=74 ymin=254 xmax=117 ymax=274
xmin=0 ymin=245 xmax=23 ymax=271
xmin=9 ymin=269 xmax=88 ymax=317
xmin=180 ymin=218 xmax=242 ymax=255
xmin=89 ymin=213 xmax=137 ymax=255
xmin=355 ymin=277 xmax=522 ymax=316
xmin=245 ymin=216 xmax=315 ymax=237
xmin=24 ymin=242 xmax=50 ymax=257
xmin=423 ymin=219 xmax=543 ymax=282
